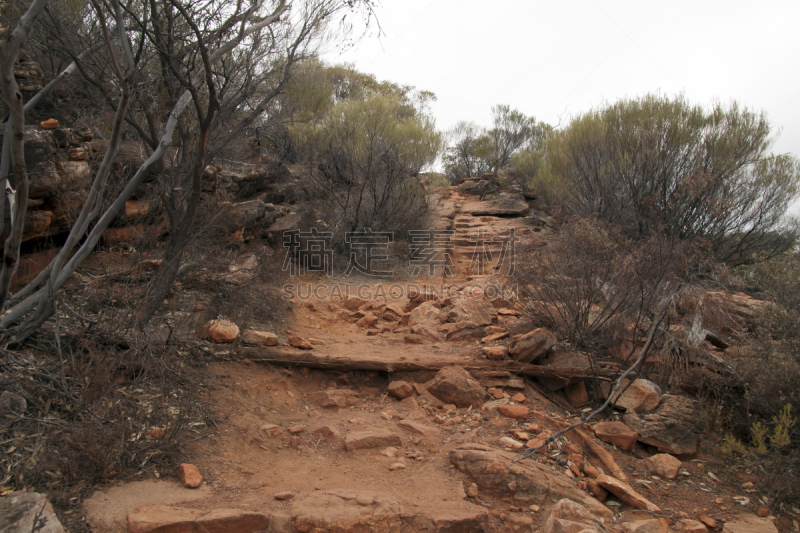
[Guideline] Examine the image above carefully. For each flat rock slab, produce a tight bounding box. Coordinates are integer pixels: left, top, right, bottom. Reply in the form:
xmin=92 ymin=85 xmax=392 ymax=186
xmin=397 ymin=420 xmax=440 ymax=436
xmin=345 ymin=428 xmax=403 ymax=451
xmin=127 ymin=505 xmax=269 ymax=533
xmin=723 ymin=515 xmax=779 ymax=533
xmin=290 ymin=489 xmax=488 ymax=532
xmin=462 ymin=198 xmax=529 ymax=216
xmin=0 ymin=492 xmax=64 ymax=533
xmin=84 ymin=480 xmax=212 ymax=533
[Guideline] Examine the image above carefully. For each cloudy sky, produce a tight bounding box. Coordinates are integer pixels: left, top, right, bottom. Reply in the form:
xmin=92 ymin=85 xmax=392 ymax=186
xmin=323 ymin=0 xmax=800 ymax=210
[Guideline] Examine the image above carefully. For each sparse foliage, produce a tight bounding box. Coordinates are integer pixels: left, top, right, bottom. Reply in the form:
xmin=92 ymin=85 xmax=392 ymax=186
xmin=541 ymin=94 xmax=800 ymax=265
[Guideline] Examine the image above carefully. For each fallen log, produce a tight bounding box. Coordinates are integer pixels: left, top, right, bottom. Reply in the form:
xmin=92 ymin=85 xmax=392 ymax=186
xmin=240 ymin=347 xmax=617 ymax=381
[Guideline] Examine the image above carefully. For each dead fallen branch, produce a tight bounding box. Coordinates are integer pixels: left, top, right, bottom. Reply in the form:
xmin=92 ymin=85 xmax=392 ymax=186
xmin=240 ymin=347 xmax=619 ymax=381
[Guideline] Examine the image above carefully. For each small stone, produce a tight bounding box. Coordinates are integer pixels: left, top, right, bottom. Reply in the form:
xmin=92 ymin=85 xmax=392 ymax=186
xmin=699 ymin=516 xmax=716 ymax=528
xmin=741 ymin=481 xmax=754 ymax=488
xmin=198 ymin=319 xmax=239 ymax=343
xmin=288 ymin=335 xmax=313 ymax=349
xmin=388 ymin=462 xmax=406 ymax=471
xmin=756 ymin=507 xmax=769 ymax=517
xmin=177 ymin=464 xmax=203 ymax=488
xmin=529 ymin=505 xmax=540 ymax=512
xmin=594 ymin=421 xmax=638 ymax=451
xmin=511 ymin=393 xmax=526 ymax=403
xmin=525 ymin=422 xmax=542 ymax=433
xmin=562 ymin=441 xmax=581 ymax=454
xmin=483 ymin=346 xmax=508 ymax=360
xmin=715 ymin=498 xmax=724 ymax=505
xmin=288 ymin=425 xmax=305 ymax=434
xmin=388 ymin=380 xmax=415 ymax=399
xmin=497 ymin=404 xmax=530 ymax=419
xmin=467 ymin=483 xmax=479 ymax=498
xmin=500 ymin=436 xmax=525 ymax=449
xmin=583 ymin=466 xmax=600 ymax=479
xmin=642 ymin=453 xmax=682 ymax=480
xmin=40 ymin=118 xmax=59 ymax=129
xmin=586 ymin=478 xmax=608 ymax=501
xmin=274 ymin=491 xmax=295 ymax=500
xmin=313 ymin=425 xmax=339 ymax=439
xmin=680 ymin=519 xmax=709 ymax=533
xmin=356 ymin=495 xmax=374 ymax=506
xmin=241 ymin=329 xmax=279 ymax=346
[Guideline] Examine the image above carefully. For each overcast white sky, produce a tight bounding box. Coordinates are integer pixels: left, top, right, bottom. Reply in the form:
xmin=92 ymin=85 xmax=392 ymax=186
xmin=322 ymin=0 xmax=800 ymax=211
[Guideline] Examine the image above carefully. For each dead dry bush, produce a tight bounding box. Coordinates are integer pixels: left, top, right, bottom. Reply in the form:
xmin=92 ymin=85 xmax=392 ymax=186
xmin=513 ymin=218 xmax=690 ymax=351
xmin=0 ymin=332 xmax=211 ymax=521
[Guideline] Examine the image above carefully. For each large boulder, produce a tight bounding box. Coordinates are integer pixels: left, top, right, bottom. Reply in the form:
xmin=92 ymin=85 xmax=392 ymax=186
xmin=0 ymin=492 xmax=64 ymax=533
xmin=425 ymin=367 xmax=486 ymax=408
xmin=444 ymin=298 xmax=498 ymax=326
xmin=508 ymin=328 xmax=556 ymax=363
xmin=623 ymin=394 xmax=704 ymax=455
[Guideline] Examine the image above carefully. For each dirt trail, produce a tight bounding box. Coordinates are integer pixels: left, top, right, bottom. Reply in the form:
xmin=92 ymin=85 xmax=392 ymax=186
xmin=82 ymin=189 xmax=784 ymax=533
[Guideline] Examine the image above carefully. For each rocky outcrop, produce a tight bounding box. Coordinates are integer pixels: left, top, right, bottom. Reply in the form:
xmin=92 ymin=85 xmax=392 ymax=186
xmin=449 ymin=444 xmax=612 ymax=520
xmin=624 ymin=394 xmax=704 ymax=455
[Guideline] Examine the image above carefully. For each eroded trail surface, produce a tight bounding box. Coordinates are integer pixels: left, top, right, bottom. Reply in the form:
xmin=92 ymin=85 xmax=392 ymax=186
xmin=84 ymin=189 xmax=782 ymax=533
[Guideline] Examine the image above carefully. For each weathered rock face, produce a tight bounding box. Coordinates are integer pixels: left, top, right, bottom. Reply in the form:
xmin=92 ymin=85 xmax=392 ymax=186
xmin=444 ymin=298 xmax=498 ymax=326
xmin=449 ymin=444 xmax=612 ymax=520
xmin=0 ymin=491 xmax=64 ymax=533
xmin=508 ymin=328 xmax=556 ymax=363
xmin=623 ymin=394 xmax=704 ymax=455
xmin=425 ymin=366 xmax=486 ymax=408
